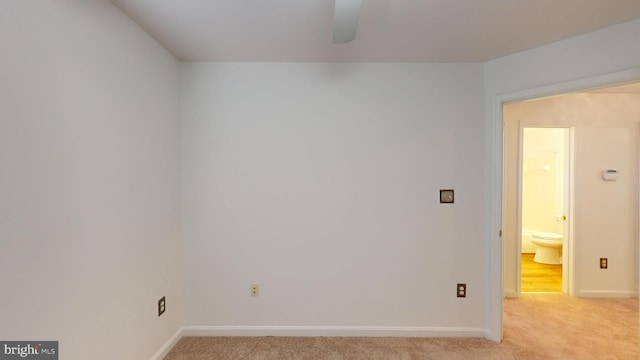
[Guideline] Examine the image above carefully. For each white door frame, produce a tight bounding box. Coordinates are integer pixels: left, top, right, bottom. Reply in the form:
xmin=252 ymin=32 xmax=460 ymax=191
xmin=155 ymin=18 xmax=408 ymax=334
xmin=486 ymin=68 xmax=640 ymax=342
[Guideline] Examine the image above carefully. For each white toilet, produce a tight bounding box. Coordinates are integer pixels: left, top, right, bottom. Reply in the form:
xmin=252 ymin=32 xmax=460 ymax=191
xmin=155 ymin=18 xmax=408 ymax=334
xmin=531 ymin=232 xmax=563 ymax=265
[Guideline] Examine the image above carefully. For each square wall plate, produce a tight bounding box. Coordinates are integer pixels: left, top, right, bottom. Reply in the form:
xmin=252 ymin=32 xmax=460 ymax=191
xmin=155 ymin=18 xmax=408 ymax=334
xmin=440 ymin=189 xmax=454 ymax=204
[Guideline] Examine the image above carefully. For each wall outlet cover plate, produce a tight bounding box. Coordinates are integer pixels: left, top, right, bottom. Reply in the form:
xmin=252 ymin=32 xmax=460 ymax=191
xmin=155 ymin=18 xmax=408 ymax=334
xmin=158 ymin=296 xmax=166 ymax=317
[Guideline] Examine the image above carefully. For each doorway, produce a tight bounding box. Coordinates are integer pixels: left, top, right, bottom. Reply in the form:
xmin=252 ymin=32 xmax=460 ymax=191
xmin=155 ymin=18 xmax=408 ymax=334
xmin=488 ymin=71 xmax=640 ymax=341
xmin=502 ymin=84 xmax=639 ymax=300
xmin=519 ymin=127 xmax=572 ymax=293
xmin=502 ymin=107 xmax=576 ymax=297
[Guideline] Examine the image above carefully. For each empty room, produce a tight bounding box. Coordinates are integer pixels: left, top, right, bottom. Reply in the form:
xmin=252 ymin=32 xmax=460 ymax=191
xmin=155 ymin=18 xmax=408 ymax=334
xmin=1 ymin=1 xmax=639 ymax=359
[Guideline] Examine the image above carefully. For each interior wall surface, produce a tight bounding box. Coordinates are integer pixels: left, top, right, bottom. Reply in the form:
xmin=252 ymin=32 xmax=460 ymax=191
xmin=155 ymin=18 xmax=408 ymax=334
xmin=0 ymin=1 xmax=182 ymax=359
xmin=180 ymin=62 xmax=486 ymax=335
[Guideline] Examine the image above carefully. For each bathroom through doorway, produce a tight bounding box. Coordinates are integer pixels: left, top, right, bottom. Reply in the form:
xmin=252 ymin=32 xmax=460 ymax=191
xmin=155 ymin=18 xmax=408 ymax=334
xmin=519 ymin=127 xmax=572 ymax=293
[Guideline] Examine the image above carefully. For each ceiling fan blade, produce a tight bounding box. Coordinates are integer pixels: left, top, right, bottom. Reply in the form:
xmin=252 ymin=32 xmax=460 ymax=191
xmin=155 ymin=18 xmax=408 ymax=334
xmin=332 ymin=0 xmax=362 ymax=44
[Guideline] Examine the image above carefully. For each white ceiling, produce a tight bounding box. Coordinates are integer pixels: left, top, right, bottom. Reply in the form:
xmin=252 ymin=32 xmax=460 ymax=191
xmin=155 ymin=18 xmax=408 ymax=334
xmin=111 ymin=0 xmax=640 ymax=62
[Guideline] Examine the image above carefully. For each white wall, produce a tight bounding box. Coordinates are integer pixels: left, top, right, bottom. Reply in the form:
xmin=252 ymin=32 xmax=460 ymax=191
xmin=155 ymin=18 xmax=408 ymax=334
xmin=0 ymin=1 xmax=181 ymax=359
xmin=180 ymin=63 xmax=486 ymax=335
xmin=483 ymin=18 xmax=640 ymax=339
xmin=521 ymin=128 xmax=565 ymax=237
xmin=484 ymin=19 xmax=640 ymax=96
xmin=503 ymin=94 xmax=639 ymax=295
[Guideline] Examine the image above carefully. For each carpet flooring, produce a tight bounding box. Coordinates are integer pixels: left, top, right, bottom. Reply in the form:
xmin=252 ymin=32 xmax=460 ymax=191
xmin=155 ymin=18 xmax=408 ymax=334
xmin=164 ymin=294 xmax=638 ymax=359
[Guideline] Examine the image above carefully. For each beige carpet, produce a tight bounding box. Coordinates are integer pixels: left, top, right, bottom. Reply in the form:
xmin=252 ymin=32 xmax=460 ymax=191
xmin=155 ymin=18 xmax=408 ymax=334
xmin=164 ymin=294 xmax=638 ymax=359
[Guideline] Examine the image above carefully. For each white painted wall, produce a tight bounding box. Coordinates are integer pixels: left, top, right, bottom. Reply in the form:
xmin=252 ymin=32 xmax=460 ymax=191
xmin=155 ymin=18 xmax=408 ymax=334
xmin=522 ymin=128 xmax=565 ymax=236
xmin=521 ymin=128 xmax=566 ymax=253
xmin=503 ymin=94 xmax=639 ymax=296
xmin=484 ymin=19 xmax=640 ymax=96
xmin=483 ymin=18 xmax=640 ymax=339
xmin=0 ymin=1 xmax=181 ymax=359
xmin=180 ymin=63 xmax=486 ymax=335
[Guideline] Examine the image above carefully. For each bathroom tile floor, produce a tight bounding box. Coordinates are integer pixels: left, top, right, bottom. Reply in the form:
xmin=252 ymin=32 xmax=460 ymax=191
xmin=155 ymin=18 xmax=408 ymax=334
xmin=521 ymin=253 xmax=562 ymax=292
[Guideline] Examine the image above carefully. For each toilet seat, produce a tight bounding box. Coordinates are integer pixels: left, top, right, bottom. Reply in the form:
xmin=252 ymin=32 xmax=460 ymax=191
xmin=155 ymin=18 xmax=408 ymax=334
xmin=532 ymin=232 xmax=562 ymax=240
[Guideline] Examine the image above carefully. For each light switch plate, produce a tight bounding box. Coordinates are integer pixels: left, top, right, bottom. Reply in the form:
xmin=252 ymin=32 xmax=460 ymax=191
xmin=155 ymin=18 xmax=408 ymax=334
xmin=440 ymin=189 xmax=454 ymax=204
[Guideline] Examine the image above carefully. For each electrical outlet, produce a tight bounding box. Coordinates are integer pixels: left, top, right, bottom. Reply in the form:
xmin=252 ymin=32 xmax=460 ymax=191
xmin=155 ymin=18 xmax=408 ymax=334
xmin=457 ymin=283 xmax=466 ymax=298
xmin=250 ymin=284 xmax=259 ymax=297
xmin=600 ymin=258 xmax=608 ymax=269
xmin=158 ymin=296 xmax=166 ymax=317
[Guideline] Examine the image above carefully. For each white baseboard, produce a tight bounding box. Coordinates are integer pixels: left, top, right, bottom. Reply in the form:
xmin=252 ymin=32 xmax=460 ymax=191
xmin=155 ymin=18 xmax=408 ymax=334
xmin=575 ymin=290 xmax=638 ymax=298
xmin=484 ymin=329 xmax=498 ymax=342
xmin=150 ymin=328 xmax=183 ymax=360
xmin=181 ymin=325 xmax=486 ymax=338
